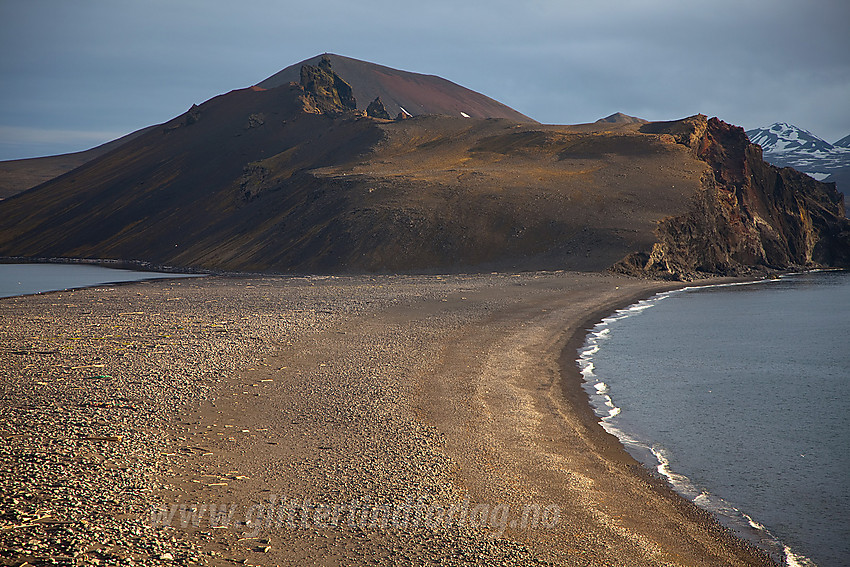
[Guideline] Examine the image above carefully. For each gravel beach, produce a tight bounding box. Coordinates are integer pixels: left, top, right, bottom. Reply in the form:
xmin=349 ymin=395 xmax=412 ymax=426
xmin=1 ymin=272 xmax=775 ymax=566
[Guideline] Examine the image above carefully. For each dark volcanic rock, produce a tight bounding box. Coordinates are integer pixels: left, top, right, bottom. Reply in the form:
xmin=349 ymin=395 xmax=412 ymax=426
xmin=366 ymin=96 xmax=391 ymax=120
xmin=185 ymin=103 xmax=201 ymax=125
xmin=616 ymin=116 xmax=850 ymax=279
xmin=245 ymin=112 xmax=265 ymax=129
xmin=299 ymin=55 xmax=357 ymax=113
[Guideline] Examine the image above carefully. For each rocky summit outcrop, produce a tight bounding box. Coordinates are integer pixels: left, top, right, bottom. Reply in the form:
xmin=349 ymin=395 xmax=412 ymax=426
xmin=299 ymin=56 xmax=357 ymax=113
xmin=616 ymin=115 xmax=850 ymax=279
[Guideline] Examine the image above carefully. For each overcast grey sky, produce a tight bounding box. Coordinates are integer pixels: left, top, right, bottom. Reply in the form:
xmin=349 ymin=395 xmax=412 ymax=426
xmin=1 ymin=0 xmax=848 ymax=160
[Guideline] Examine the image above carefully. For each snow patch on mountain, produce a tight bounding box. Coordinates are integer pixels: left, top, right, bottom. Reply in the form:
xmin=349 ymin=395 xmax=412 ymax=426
xmin=746 ymin=123 xmax=834 ymax=154
xmin=746 ymin=123 xmax=850 ymax=195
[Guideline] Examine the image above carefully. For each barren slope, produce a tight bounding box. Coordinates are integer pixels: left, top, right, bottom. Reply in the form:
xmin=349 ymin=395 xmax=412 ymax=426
xmin=0 ymin=105 xmax=707 ymax=273
xmin=258 ymin=53 xmax=536 ymax=123
xmin=0 ymin=56 xmax=847 ymax=276
xmin=0 ymin=126 xmax=155 ymax=200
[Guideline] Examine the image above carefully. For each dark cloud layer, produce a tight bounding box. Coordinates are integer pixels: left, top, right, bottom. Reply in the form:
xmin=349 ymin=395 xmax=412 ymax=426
xmin=1 ymin=0 xmax=848 ymax=160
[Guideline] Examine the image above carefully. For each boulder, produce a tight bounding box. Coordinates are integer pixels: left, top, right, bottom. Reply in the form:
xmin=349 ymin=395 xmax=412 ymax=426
xmin=366 ymin=97 xmax=391 ymax=120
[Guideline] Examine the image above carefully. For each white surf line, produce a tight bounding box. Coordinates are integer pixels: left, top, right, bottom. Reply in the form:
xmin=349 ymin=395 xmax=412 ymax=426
xmin=576 ymin=278 xmax=819 ymax=566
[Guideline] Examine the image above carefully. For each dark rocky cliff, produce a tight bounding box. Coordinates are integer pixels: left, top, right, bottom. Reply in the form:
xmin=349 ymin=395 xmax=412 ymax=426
xmin=616 ymin=115 xmax=850 ymax=279
xmin=299 ymin=56 xmax=357 ymax=113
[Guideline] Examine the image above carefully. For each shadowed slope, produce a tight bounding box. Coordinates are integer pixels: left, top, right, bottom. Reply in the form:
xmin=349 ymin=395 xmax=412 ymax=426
xmin=0 ymin=126 xmax=156 ymax=200
xmin=0 ymin=83 xmax=386 ymax=271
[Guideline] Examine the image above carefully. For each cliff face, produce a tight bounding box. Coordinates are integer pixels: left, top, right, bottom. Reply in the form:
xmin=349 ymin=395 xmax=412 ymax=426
xmin=616 ymin=115 xmax=850 ymax=279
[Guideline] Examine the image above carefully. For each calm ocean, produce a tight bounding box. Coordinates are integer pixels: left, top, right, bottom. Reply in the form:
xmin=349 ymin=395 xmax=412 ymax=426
xmin=0 ymin=263 xmax=202 ymax=298
xmin=580 ymin=271 xmax=849 ymax=567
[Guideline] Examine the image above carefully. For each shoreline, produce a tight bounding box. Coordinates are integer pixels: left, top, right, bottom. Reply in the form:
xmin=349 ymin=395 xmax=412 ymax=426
xmin=558 ymin=281 xmax=783 ymax=564
xmin=1 ymin=271 xmax=778 ymax=565
xmin=574 ymin=273 xmax=847 ymax=567
xmin=0 ymin=262 xmax=205 ymax=299
xmin=0 ymin=256 xmax=212 ymax=275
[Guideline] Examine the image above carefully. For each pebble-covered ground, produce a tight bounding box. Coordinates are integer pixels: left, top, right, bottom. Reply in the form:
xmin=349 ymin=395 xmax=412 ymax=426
xmin=0 ymin=274 xmax=541 ymax=566
xmin=0 ymin=273 xmax=775 ymax=566
xmin=1 ymin=275 xmax=267 ymax=565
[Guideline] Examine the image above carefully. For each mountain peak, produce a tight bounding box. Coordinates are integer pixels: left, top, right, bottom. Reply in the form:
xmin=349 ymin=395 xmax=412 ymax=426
xmin=746 ymin=123 xmax=834 ymax=154
xmin=257 ymin=53 xmax=536 ymax=123
xmin=834 ymin=133 xmax=850 ymax=148
xmin=595 ymin=112 xmax=647 ymax=124
xmin=746 ymin=122 xmax=850 ymax=192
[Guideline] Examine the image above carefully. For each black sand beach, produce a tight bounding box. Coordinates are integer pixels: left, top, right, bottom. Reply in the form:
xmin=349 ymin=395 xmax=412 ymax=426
xmin=1 ymin=273 xmax=775 ymax=566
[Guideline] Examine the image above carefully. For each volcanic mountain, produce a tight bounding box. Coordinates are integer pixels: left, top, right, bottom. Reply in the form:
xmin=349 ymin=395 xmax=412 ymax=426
xmin=257 ymin=53 xmax=536 ymax=123
xmin=0 ymin=55 xmax=848 ymax=277
xmin=0 ymin=54 xmax=534 ymax=200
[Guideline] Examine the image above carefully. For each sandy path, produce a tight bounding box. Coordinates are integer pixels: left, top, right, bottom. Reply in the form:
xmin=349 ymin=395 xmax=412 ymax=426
xmin=1 ymin=272 xmax=774 ymax=566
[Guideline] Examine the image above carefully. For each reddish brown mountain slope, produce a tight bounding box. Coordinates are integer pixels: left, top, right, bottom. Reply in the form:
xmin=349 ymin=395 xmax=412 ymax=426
xmin=596 ymin=112 xmax=647 ymax=124
xmin=616 ymin=117 xmax=850 ymax=277
xmin=257 ymin=53 xmax=536 ymax=123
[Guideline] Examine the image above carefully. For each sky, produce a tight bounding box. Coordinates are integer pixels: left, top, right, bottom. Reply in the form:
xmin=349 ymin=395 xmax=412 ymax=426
xmin=1 ymin=0 xmax=848 ymax=160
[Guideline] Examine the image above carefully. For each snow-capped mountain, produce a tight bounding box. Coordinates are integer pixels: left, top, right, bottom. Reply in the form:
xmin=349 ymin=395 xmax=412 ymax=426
xmin=746 ymin=123 xmax=850 ymax=192
xmin=747 ymin=122 xmax=835 ymax=154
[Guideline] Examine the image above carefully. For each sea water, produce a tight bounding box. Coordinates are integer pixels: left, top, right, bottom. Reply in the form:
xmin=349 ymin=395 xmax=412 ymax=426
xmin=0 ymin=263 xmax=202 ymax=298
xmin=579 ymin=271 xmax=850 ymax=566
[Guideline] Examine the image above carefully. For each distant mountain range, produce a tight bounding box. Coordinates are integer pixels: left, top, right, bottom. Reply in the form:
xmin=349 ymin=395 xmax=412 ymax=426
xmin=746 ymin=123 xmax=850 ymax=194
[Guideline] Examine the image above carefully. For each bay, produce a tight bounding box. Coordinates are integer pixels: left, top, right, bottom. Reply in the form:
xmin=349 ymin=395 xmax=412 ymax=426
xmin=580 ymin=271 xmax=850 ymax=566
xmin=0 ymin=263 xmax=203 ymax=298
